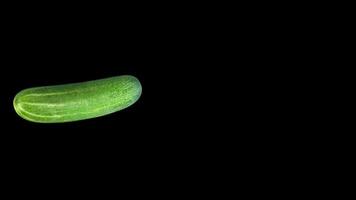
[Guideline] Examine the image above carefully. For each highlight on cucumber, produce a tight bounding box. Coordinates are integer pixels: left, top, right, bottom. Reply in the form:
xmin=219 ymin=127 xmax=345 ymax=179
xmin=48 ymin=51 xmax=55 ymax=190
xmin=13 ymin=75 xmax=142 ymax=123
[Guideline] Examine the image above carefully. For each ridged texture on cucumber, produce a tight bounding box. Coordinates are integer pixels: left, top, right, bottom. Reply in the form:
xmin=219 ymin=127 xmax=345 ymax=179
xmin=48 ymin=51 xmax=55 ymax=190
xmin=13 ymin=75 xmax=142 ymax=123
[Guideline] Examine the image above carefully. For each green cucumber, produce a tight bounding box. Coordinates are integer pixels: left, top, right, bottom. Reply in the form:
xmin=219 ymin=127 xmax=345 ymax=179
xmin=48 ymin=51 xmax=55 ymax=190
xmin=13 ymin=75 xmax=142 ymax=123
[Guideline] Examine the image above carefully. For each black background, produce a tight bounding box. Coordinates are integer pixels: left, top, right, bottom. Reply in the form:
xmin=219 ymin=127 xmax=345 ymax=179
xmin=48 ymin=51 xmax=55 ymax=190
xmin=0 ymin=13 xmax=218 ymax=193
xmin=0 ymin=1 xmax=323 ymax=195
xmin=0 ymin=3 xmax=240 ymax=193
xmin=0 ymin=4 xmax=304 ymax=155
xmin=0 ymin=3 xmax=237 ymax=158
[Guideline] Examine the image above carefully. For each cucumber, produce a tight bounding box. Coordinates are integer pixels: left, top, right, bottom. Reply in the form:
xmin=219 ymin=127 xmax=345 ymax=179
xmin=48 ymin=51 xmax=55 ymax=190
xmin=13 ymin=75 xmax=142 ymax=123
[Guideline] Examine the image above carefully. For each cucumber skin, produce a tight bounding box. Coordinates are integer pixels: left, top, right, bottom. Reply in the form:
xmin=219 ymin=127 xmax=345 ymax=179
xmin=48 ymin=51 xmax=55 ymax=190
xmin=13 ymin=75 xmax=142 ymax=123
